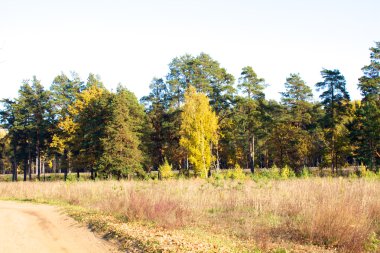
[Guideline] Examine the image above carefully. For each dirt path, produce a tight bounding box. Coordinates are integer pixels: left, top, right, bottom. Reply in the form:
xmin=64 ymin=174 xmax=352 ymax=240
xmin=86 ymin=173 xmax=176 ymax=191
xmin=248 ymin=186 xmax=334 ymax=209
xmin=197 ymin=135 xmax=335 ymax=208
xmin=0 ymin=201 xmax=119 ymax=253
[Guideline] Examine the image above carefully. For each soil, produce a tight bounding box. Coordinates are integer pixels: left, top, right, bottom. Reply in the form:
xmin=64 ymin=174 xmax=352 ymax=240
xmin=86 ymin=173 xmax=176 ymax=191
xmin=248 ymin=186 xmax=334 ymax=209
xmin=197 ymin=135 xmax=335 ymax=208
xmin=0 ymin=201 xmax=119 ymax=253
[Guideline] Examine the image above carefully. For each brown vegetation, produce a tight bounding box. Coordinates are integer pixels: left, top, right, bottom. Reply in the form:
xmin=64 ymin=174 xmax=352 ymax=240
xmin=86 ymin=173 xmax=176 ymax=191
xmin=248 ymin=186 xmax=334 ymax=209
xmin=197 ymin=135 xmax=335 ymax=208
xmin=0 ymin=178 xmax=379 ymax=252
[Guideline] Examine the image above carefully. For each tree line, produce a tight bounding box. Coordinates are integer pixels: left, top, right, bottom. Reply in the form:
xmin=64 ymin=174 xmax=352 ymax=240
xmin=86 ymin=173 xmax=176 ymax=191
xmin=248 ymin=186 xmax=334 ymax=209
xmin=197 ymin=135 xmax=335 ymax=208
xmin=0 ymin=42 xmax=379 ymax=180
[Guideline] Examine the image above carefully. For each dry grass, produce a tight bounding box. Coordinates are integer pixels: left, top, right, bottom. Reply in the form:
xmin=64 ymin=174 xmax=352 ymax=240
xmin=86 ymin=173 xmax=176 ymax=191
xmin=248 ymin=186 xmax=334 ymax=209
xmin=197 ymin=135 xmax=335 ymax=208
xmin=0 ymin=178 xmax=379 ymax=252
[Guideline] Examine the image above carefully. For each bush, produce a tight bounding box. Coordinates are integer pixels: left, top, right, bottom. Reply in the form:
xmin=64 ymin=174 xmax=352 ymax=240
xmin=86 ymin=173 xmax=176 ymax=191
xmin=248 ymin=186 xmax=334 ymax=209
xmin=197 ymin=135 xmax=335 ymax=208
xmin=230 ymin=164 xmax=246 ymax=180
xmin=280 ymin=165 xmax=295 ymax=179
xmin=364 ymin=170 xmax=380 ymax=180
xmin=265 ymin=164 xmax=280 ymax=179
xmin=365 ymin=232 xmax=380 ymax=253
xmin=300 ymin=166 xmax=310 ymax=178
xmin=221 ymin=164 xmax=247 ymax=180
xmin=358 ymin=163 xmax=367 ymax=177
xmin=211 ymin=171 xmax=225 ymax=180
xmin=158 ymin=159 xmax=173 ymax=179
xmin=66 ymin=173 xmax=80 ymax=182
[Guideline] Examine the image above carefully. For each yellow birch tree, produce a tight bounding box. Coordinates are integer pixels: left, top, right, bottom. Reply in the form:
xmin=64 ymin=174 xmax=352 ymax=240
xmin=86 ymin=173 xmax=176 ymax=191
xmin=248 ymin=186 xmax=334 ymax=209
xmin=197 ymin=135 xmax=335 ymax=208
xmin=180 ymin=86 xmax=218 ymax=178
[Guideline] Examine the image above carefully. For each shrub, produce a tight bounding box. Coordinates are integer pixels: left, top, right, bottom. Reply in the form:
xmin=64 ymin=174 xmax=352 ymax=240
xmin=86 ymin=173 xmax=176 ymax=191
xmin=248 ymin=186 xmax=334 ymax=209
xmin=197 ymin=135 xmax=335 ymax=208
xmin=300 ymin=166 xmax=310 ymax=178
xmin=158 ymin=159 xmax=173 ymax=179
xmin=223 ymin=164 xmax=247 ymax=180
xmin=268 ymin=164 xmax=280 ymax=179
xmin=365 ymin=232 xmax=380 ymax=253
xmin=280 ymin=165 xmax=294 ymax=179
xmin=230 ymin=164 xmax=246 ymax=180
xmin=66 ymin=173 xmax=80 ymax=182
xmin=211 ymin=171 xmax=225 ymax=180
xmin=358 ymin=163 xmax=367 ymax=177
xmin=364 ymin=170 xmax=379 ymax=180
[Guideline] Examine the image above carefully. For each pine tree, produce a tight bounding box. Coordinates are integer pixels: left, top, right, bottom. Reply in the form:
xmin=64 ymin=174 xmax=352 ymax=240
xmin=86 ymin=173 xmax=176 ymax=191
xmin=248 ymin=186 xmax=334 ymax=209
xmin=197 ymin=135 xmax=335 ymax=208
xmin=316 ymin=69 xmax=351 ymax=172
xmin=1 ymin=77 xmax=52 ymax=181
xmin=355 ymin=42 xmax=380 ymax=170
xmin=281 ymin=73 xmax=313 ymax=128
xmin=278 ymin=73 xmax=314 ymax=171
xmin=29 ymin=77 xmax=53 ymax=181
xmin=99 ymin=86 xmax=144 ymax=179
xmin=55 ymin=80 xmax=108 ymax=179
xmin=50 ymin=72 xmax=84 ymax=176
xmin=0 ymin=99 xmax=18 ymax=181
xmin=141 ymin=78 xmax=171 ymax=170
xmin=235 ymin=66 xmax=267 ymax=172
xmin=238 ymin=66 xmax=267 ymax=100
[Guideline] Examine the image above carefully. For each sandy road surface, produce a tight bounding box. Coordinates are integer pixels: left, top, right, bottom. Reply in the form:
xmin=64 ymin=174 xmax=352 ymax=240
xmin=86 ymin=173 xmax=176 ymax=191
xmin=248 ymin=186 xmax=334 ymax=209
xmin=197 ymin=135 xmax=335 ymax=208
xmin=0 ymin=201 xmax=119 ymax=253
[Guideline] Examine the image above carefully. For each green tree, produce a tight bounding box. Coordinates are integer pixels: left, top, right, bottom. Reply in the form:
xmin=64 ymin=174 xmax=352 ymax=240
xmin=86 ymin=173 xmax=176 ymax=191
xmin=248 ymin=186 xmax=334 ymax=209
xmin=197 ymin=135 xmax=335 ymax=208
xmin=1 ymin=77 xmax=53 ymax=181
xmin=56 ymin=79 xmax=108 ymax=179
xmin=238 ymin=66 xmax=267 ymax=100
xmin=14 ymin=81 xmax=35 ymax=181
xmin=0 ymin=128 xmax=10 ymax=174
xmin=166 ymin=53 xmax=235 ymax=109
xmin=179 ymin=86 xmax=218 ymax=178
xmin=99 ymin=86 xmax=144 ymax=179
xmin=281 ymin=73 xmax=313 ymax=128
xmin=234 ymin=66 xmax=267 ymax=172
xmin=316 ymin=69 xmax=351 ymax=172
xmin=50 ymin=72 xmax=84 ymax=177
xmin=141 ymin=78 xmax=172 ymax=170
xmin=145 ymin=53 xmax=235 ymax=171
xmin=0 ymin=99 xmax=18 ymax=181
xmin=354 ymin=42 xmax=380 ymax=170
xmin=276 ymin=74 xmax=315 ymax=171
xmin=27 ymin=77 xmax=53 ymax=181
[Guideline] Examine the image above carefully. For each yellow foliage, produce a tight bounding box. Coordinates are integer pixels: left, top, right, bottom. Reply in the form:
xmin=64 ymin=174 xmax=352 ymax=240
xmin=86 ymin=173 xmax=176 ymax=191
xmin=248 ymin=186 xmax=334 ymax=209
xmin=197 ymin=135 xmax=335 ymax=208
xmin=281 ymin=165 xmax=291 ymax=179
xmin=230 ymin=164 xmax=246 ymax=180
xmin=50 ymin=134 xmax=65 ymax=153
xmin=51 ymin=85 xmax=106 ymax=150
xmin=68 ymin=85 xmax=104 ymax=115
xmin=158 ymin=159 xmax=173 ymax=179
xmin=0 ymin=128 xmax=7 ymax=140
xmin=359 ymin=163 xmax=367 ymax=177
xmin=180 ymin=86 xmax=218 ymax=178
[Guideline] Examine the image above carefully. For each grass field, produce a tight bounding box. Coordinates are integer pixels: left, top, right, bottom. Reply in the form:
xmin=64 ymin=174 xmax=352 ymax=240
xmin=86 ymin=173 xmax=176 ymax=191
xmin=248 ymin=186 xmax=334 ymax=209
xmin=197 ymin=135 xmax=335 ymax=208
xmin=0 ymin=178 xmax=379 ymax=252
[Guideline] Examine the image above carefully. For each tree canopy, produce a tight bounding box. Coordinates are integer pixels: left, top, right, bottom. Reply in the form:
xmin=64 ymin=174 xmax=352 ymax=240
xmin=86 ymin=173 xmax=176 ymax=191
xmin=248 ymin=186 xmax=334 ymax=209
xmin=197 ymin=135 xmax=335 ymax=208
xmin=1 ymin=42 xmax=379 ymax=180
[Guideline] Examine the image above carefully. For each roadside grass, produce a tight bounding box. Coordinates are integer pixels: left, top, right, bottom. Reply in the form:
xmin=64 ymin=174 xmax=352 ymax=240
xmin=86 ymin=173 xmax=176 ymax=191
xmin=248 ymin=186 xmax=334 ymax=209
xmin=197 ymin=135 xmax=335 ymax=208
xmin=0 ymin=178 xmax=379 ymax=252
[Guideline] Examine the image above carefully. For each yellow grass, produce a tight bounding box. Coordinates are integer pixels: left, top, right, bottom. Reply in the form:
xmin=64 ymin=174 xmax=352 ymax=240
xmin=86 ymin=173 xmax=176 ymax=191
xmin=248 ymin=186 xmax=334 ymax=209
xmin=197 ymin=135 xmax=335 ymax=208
xmin=0 ymin=178 xmax=379 ymax=252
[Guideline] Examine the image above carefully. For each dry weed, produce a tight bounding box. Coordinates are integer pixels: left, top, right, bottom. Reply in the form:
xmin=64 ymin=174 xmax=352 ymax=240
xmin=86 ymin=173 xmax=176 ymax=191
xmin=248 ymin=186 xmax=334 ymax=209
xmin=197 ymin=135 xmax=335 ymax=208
xmin=0 ymin=178 xmax=379 ymax=252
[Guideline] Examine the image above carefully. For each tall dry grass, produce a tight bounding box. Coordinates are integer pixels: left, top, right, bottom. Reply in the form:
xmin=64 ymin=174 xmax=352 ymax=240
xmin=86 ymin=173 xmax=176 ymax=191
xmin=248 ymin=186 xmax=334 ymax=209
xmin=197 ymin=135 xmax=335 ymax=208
xmin=0 ymin=178 xmax=379 ymax=252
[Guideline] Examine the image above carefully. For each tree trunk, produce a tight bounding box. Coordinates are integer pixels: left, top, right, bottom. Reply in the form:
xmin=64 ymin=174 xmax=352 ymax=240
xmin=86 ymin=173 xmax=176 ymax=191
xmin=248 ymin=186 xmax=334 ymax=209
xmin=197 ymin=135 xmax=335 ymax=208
xmin=12 ymin=161 xmax=17 ymax=182
xmin=23 ymin=159 xmax=27 ymax=181
xmin=250 ymin=135 xmax=255 ymax=173
xmin=216 ymin=146 xmax=220 ymax=171
xmin=90 ymin=168 xmax=94 ymax=180
xmin=28 ymin=140 xmax=32 ymax=181
xmin=331 ymin=86 xmax=335 ymax=174
xmin=331 ymin=140 xmax=335 ymax=174
xmin=12 ymin=145 xmax=17 ymax=182
xmin=36 ymin=146 xmax=41 ymax=181
xmin=58 ymin=156 xmax=61 ymax=173
xmin=63 ymin=150 xmax=68 ymax=181
xmin=28 ymin=150 xmax=32 ymax=181
xmin=53 ymin=154 xmax=57 ymax=173
xmin=42 ymin=159 xmax=45 ymax=181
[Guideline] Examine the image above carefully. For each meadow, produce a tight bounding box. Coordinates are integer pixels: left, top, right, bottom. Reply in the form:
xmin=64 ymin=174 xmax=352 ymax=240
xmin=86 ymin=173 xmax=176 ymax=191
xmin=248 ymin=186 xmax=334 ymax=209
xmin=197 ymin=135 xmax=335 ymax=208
xmin=0 ymin=175 xmax=380 ymax=252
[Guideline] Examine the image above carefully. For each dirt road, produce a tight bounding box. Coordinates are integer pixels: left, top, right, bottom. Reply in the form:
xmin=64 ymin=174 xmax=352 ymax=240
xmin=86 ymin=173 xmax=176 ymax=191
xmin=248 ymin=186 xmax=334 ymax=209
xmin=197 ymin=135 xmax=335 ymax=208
xmin=0 ymin=201 xmax=119 ymax=253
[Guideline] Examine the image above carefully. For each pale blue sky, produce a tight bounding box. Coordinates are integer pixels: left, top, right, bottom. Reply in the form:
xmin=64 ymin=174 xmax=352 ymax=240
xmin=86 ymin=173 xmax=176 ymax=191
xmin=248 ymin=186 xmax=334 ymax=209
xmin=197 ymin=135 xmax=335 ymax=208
xmin=0 ymin=0 xmax=379 ymax=101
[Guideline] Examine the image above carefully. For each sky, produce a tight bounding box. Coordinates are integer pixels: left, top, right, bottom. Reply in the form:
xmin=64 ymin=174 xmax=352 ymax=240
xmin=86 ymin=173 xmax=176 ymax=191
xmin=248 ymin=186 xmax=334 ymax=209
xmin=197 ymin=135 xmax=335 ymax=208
xmin=0 ymin=0 xmax=379 ymax=102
